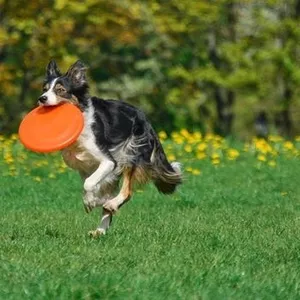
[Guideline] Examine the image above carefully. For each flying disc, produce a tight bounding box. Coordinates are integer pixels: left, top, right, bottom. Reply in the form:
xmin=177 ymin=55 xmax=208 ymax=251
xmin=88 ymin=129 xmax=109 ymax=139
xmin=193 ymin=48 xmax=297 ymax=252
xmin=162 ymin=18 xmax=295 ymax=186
xmin=19 ymin=103 xmax=84 ymax=153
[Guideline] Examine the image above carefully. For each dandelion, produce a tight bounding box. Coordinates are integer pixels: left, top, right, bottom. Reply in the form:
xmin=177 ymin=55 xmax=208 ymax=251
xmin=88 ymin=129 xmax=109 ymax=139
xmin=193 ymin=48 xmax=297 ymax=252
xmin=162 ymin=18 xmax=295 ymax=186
xmin=205 ymin=133 xmax=214 ymax=141
xmin=176 ymin=138 xmax=185 ymax=145
xmin=192 ymin=169 xmax=201 ymax=175
xmin=9 ymin=171 xmax=17 ymax=177
xmin=186 ymin=167 xmax=193 ymax=172
xmin=192 ymin=132 xmax=202 ymax=142
xmin=196 ymin=152 xmax=206 ymax=160
xmin=180 ymin=129 xmax=190 ymax=139
xmin=268 ymin=160 xmax=276 ymax=167
xmin=197 ymin=143 xmax=207 ymax=152
xmin=184 ymin=145 xmax=192 ymax=153
xmin=167 ymin=154 xmax=176 ymax=161
xmin=212 ymin=142 xmax=221 ymax=150
xmin=270 ymin=150 xmax=278 ymax=157
xmin=283 ymin=141 xmax=294 ymax=151
xmin=5 ymin=157 xmax=14 ymax=164
xmin=10 ymin=134 xmax=18 ymax=141
xmin=212 ymin=158 xmax=220 ymax=165
xmin=158 ymin=131 xmax=167 ymax=140
xmin=269 ymin=135 xmax=283 ymax=143
xmin=227 ymin=148 xmax=240 ymax=160
xmin=257 ymin=154 xmax=266 ymax=162
xmin=211 ymin=153 xmax=220 ymax=160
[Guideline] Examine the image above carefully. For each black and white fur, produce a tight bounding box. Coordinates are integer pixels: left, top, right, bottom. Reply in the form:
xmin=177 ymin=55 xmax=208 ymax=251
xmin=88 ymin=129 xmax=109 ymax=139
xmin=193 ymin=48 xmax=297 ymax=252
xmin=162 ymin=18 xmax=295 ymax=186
xmin=38 ymin=60 xmax=182 ymax=237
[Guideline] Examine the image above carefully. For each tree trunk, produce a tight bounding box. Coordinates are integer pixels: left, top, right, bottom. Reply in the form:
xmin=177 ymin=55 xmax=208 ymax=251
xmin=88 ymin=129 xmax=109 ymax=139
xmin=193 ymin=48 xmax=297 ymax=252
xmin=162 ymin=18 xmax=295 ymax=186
xmin=274 ymin=2 xmax=297 ymax=137
xmin=207 ymin=3 xmax=237 ymax=136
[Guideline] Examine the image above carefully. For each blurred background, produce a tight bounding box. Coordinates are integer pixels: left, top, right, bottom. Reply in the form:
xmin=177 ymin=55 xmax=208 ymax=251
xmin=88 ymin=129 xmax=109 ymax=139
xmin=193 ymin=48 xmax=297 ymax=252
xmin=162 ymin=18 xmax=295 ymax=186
xmin=0 ymin=0 xmax=299 ymax=138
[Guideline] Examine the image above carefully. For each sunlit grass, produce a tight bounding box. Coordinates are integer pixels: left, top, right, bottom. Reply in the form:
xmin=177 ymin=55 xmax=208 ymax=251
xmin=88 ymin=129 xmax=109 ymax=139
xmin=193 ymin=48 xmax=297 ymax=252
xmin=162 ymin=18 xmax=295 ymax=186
xmin=1 ymin=131 xmax=300 ymax=298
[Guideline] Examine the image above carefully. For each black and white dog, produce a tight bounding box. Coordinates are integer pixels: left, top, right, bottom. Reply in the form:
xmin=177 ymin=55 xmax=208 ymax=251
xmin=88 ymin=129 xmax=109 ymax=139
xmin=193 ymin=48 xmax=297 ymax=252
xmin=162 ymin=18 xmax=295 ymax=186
xmin=38 ymin=60 xmax=182 ymax=237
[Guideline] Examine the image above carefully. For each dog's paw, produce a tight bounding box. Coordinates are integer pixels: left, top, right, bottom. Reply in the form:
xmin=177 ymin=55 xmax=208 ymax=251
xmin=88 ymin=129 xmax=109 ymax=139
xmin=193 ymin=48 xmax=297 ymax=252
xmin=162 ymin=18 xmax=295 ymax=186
xmin=88 ymin=228 xmax=106 ymax=238
xmin=103 ymin=199 xmax=119 ymax=213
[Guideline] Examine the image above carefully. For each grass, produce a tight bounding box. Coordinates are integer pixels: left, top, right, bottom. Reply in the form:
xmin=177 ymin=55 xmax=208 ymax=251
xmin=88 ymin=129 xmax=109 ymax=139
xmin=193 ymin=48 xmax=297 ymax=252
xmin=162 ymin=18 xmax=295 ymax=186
xmin=1 ymin=153 xmax=300 ymax=299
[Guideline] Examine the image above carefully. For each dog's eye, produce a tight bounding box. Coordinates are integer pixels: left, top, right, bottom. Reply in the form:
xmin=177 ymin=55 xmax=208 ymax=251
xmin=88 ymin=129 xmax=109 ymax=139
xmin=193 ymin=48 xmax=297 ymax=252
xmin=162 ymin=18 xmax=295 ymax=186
xmin=42 ymin=87 xmax=47 ymax=92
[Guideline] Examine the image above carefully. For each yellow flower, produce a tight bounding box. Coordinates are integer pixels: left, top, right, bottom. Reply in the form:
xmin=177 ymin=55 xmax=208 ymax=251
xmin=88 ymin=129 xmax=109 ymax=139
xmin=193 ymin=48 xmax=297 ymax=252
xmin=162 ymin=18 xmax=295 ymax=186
xmin=34 ymin=176 xmax=42 ymax=182
xmin=257 ymin=154 xmax=266 ymax=162
xmin=211 ymin=153 xmax=220 ymax=160
xmin=174 ymin=137 xmax=184 ymax=145
xmin=227 ymin=148 xmax=240 ymax=160
xmin=9 ymin=171 xmax=17 ymax=177
xmin=205 ymin=133 xmax=214 ymax=141
xmin=269 ymin=135 xmax=283 ymax=143
xmin=158 ymin=131 xmax=167 ymax=140
xmin=196 ymin=152 xmax=206 ymax=160
xmin=212 ymin=158 xmax=220 ymax=165
xmin=167 ymin=154 xmax=176 ymax=161
xmin=184 ymin=145 xmax=192 ymax=153
xmin=180 ymin=129 xmax=190 ymax=138
xmin=197 ymin=143 xmax=207 ymax=152
xmin=186 ymin=167 xmax=193 ymax=172
xmin=268 ymin=160 xmax=276 ymax=167
xmin=192 ymin=132 xmax=202 ymax=142
xmin=5 ymin=157 xmax=14 ymax=163
xmin=270 ymin=150 xmax=278 ymax=157
xmin=283 ymin=141 xmax=294 ymax=150
xmin=10 ymin=134 xmax=18 ymax=141
xmin=212 ymin=142 xmax=221 ymax=150
xmin=192 ymin=169 xmax=201 ymax=175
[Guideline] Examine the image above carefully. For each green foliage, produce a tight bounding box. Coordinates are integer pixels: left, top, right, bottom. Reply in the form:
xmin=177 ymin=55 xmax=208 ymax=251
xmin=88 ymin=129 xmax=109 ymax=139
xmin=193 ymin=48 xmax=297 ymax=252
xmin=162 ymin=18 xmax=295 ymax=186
xmin=0 ymin=0 xmax=300 ymax=136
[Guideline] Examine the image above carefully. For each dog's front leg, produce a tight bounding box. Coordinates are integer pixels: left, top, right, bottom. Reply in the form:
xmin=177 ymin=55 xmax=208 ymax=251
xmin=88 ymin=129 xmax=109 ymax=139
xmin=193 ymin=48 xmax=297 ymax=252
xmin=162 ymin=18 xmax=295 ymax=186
xmin=83 ymin=160 xmax=115 ymax=212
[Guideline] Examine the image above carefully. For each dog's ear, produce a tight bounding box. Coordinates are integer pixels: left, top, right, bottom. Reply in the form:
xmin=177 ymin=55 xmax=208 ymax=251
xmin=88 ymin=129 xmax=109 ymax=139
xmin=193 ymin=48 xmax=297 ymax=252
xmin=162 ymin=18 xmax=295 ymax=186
xmin=46 ymin=59 xmax=61 ymax=78
xmin=65 ymin=60 xmax=87 ymax=87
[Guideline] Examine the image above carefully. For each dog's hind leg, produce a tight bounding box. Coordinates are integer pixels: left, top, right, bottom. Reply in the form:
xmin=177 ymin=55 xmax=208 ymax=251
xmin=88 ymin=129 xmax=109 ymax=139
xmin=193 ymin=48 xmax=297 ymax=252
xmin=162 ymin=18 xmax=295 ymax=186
xmin=103 ymin=167 xmax=134 ymax=213
xmin=89 ymin=208 xmax=112 ymax=237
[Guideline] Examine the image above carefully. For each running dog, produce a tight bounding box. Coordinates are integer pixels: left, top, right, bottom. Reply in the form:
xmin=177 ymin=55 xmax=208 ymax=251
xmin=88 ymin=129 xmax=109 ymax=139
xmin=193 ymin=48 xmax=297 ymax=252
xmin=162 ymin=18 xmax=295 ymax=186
xmin=38 ymin=60 xmax=182 ymax=237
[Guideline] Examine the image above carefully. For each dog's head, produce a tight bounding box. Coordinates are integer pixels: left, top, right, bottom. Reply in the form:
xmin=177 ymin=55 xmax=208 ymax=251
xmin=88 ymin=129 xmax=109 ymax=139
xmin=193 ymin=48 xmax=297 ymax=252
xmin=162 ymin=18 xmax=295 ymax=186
xmin=38 ymin=60 xmax=88 ymax=106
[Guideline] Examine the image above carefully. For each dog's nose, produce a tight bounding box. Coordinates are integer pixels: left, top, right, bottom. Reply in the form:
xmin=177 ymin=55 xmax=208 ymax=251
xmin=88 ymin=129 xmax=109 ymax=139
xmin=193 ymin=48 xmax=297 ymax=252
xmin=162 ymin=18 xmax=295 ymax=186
xmin=38 ymin=95 xmax=47 ymax=103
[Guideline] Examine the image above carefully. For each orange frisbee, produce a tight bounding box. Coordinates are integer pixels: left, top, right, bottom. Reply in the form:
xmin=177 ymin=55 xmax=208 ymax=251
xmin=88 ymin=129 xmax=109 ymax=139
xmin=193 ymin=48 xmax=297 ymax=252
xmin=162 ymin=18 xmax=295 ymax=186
xmin=19 ymin=103 xmax=84 ymax=153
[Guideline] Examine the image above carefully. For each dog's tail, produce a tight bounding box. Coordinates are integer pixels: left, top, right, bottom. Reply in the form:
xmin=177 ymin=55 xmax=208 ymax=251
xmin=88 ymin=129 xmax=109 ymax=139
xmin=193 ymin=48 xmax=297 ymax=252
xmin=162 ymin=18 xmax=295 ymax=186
xmin=151 ymin=133 xmax=182 ymax=194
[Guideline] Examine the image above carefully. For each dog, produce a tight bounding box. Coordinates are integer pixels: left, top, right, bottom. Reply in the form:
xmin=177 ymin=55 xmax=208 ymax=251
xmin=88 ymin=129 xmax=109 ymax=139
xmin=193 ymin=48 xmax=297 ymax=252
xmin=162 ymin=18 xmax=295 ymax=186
xmin=38 ymin=60 xmax=182 ymax=237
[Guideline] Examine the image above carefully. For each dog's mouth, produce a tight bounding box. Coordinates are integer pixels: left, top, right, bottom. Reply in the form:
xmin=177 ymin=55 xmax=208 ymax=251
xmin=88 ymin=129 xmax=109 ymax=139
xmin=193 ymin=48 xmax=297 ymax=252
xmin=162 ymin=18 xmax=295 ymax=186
xmin=37 ymin=97 xmax=68 ymax=107
xmin=37 ymin=93 xmax=79 ymax=107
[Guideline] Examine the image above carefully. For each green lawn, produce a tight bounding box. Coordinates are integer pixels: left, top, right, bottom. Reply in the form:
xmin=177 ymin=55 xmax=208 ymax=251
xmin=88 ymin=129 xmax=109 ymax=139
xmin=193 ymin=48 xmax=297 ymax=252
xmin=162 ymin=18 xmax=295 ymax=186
xmin=1 ymin=157 xmax=300 ymax=299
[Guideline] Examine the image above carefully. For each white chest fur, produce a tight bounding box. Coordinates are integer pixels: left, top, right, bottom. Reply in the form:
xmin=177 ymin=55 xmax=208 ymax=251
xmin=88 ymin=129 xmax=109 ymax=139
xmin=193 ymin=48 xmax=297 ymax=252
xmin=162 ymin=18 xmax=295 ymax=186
xmin=61 ymin=101 xmax=105 ymax=176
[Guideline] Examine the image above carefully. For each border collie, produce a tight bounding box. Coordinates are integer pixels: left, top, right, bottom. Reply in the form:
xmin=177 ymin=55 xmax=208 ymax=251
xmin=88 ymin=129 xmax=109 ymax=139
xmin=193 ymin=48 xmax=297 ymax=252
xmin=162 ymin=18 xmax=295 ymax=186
xmin=38 ymin=60 xmax=182 ymax=237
